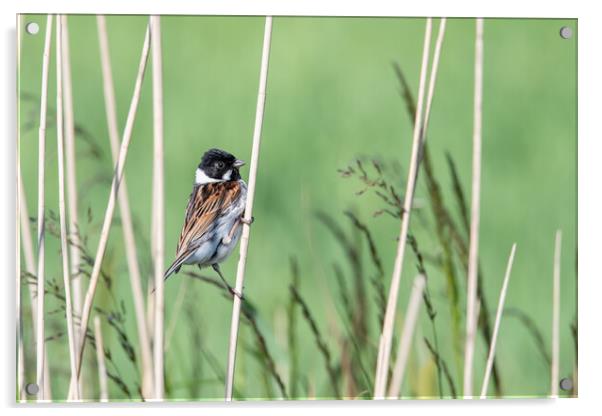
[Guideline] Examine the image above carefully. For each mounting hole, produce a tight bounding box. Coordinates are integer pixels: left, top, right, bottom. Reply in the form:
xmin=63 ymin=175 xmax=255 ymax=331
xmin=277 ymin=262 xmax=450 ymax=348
xmin=559 ymin=26 xmax=573 ymax=39
xmin=559 ymin=377 xmax=573 ymax=392
xmin=25 ymin=383 xmax=39 ymax=395
xmin=25 ymin=22 xmax=39 ymax=35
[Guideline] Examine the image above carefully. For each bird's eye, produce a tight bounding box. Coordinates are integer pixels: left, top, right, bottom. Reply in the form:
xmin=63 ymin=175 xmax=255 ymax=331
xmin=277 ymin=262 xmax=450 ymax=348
xmin=216 ymin=161 xmax=225 ymax=169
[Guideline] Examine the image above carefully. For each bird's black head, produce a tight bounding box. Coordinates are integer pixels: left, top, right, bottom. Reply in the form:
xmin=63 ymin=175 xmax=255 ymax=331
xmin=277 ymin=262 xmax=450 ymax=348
xmin=196 ymin=148 xmax=245 ymax=184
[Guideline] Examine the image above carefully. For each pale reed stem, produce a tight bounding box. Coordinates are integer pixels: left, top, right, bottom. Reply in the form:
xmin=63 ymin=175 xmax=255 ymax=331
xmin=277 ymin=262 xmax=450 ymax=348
xmin=147 ymin=289 xmax=155 ymax=341
xmin=61 ymin=19 xmax=84 ymax=395
xmin=387 ymin=275 xmax=427 ymax=398
xmin=422 ymin=18 xmax=447 ymax=142
xmin=383 ymin=20 xmax=447 ymax=398
xmin=18 ymin=176 xmax=35 ymax=279
xmin=225 ymin=16 xmax=273 ymax=401
xmin=56 ymin=14 xmax=80 ymax=401
xmin=151 ymin=15 xmax=165 ymax=400
xmin=60 ymin=15 xmax=82 ymax=333
xmin=68 ymin=23 xmax=151 ymax=396
xmin=551 ymin=230 xmax=562 ymax=397
xmin=93 ymin=316 xmax=109 ymax=402
xmin=479 ymin=243 xmax=517 ymax=398
xmin=36 ymin=14 xmax=53 ymax=402
xmin=95 ymin=15 xmax=154 ymax=398
xmin=463 ymin=17 xmax=484 ymax=399
xmin=373 ymin=18 xmax=433 ymax=398
xmin=19 ymin=168 xmax=53 ymax=400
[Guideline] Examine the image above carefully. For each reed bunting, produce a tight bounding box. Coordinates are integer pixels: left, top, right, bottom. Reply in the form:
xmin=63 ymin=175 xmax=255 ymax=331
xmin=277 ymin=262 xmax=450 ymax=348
xmin=164 ymin=148 xmax=251 ymax=297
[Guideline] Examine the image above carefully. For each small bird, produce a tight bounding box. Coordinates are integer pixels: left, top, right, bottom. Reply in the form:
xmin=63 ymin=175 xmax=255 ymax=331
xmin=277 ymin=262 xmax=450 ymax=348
xmin=163 ymin=148 xmax=250 ymax=297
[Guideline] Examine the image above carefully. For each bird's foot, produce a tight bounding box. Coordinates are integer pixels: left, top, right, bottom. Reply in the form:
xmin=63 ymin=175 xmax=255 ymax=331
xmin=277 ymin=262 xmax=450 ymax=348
xmin=212 ymin=263 xmax=244 ymax=299
xmin=227 ymin=284 xmax=245 ymax=300
xmin=240 ymin=216 xmax=255 ymax=226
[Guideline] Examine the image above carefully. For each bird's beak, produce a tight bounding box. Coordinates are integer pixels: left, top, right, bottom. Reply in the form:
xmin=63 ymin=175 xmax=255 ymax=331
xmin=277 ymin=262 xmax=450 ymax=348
xmin=233 ymin=159 xmax=245 ymax=168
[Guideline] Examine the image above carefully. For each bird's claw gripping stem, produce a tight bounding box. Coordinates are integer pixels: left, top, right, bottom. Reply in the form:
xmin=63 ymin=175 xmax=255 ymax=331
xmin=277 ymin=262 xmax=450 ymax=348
xmin=240 ymin=216 xmax=255 ymax=226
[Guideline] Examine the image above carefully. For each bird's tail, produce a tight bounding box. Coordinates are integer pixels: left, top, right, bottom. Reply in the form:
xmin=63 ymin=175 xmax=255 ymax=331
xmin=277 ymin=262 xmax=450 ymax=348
xmin=151 ymin=258 xmax=185 ymax=294
xmin=163 ymin=259 xmax=183 ymax=281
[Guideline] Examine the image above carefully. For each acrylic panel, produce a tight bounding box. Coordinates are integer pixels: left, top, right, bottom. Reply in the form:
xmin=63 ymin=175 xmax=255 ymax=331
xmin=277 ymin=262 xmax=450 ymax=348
xmin=16 ymin=14 xmax=577 ymax=402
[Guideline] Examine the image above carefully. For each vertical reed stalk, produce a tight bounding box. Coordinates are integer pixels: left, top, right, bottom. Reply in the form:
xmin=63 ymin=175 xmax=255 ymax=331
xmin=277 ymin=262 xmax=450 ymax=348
xmin=18 ymin=176 xmax=35 ymax=282
xmin=421 ymin=18 xmax=447 ymax=141
xmin=150 ymin=15 xmax=165 ymax=400
xmin=69 ymin=23 xmax=151 ymax=394
xmin=19 ymin=166 xmax=53 ymax=400
xmin=56 ymin=15 xmax=80 ymax=401
xmin=480 ymin=243 xmax=516 ymax=398
xmin=93 ymin=316 xmax=109 ymax=402
xmin=387 ymin=274 xmax=427 ymax=398
xmin=60 ymin=21 xmax=84 ymax=395
xmin=463 ymin=17 xmax=484 ymax=398
xmin=95 ymin=15 xmax=154 ymax=398
xmin=60 ymin=15 xmax=82 ymax=332
xmin=35 ymin=14 xmax=53 ymax=401
xmin=18 ymin=74 xmax=52 ymax=397
xmin=551 ymin=230 xmax=562 ymax=397
xmin=374 ymin=17 xmax=446 ymax=398
xmin=225 ymin=15 xmax=273 ymax=401
xmin=147 ymin=288 xmax=155 ymax=340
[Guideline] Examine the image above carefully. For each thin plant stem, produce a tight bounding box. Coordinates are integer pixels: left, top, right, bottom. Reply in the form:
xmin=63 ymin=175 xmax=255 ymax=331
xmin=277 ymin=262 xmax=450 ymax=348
xmin=407 ymin=234 xmax=443 ymax=397
xmin=36 ymin=14 xmax=53 ymax=402
xmin=147 ymin=286 xmax=155 ymax=343
xmin=60 ymin=19 xmax=84 ymax=395
xmin=421 ymin=18 xmax=447 ymax=144
xmin=60 ymin=15 xmax=82 ymax=333
xmin=480 ymin=243 xmax=517 ymax=398
xmin=373 ymin=17 xmax=439 ymax=398
xmin=225 ymin=15 xmax=273 ymax=401
xmin=18 ymin=175 xmax=35 ymax=278
xmin=463 ymin=17 xmax=484 ymax=398
xmin=56 ymin=14 xmax=80 ymax=401
xmin=69 ymin=23 xmax=151 ymax=395
xmin=424 ymin=337 xmax=457 ymax=398
xmin=387 ymin=274 xmax=426 ymax=398
xmin=551 ymin=230 xmax=562 ymax=397
xmin=184 ymin=271 xmax=287 ymax=397
xmin=94 ymin=316 xmax=109 ymax=402
xmin=57 ymin=15 xmax=84 ymax=396
xmin=96 ymin=14 xmax=154 ymax=398
xmin=150 ymin=14 xmax=165 ymax=400
xmin=446 ymin=153 xmax=503 ymax=395
xmin=18 ymin=159 xmax=53 ymax=401
xmin=287 ymin=259 xmax=300 ymax=398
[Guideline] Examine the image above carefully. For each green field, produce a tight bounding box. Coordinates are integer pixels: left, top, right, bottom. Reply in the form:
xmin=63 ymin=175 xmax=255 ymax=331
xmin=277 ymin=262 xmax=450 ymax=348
xmin=18 ymin=15 xmax=577 ymax=400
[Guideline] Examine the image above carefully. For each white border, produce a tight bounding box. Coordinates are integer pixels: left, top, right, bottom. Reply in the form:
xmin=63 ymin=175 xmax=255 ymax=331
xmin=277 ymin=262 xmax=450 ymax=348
xmin=0 ymin=0 xmax=585 ymax=18
xmin=2 ymin=1 xmax=600 ymax=415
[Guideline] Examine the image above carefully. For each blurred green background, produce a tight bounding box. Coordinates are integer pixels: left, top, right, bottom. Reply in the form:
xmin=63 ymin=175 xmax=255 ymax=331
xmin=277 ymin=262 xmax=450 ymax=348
xmin=18 ymin=15 xmax=577 ymax=400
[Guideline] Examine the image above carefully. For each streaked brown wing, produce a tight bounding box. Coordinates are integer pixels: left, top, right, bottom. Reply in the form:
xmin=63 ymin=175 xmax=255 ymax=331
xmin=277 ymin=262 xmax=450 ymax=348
xmin=174 ymin=181 xmax=242 ymax=261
